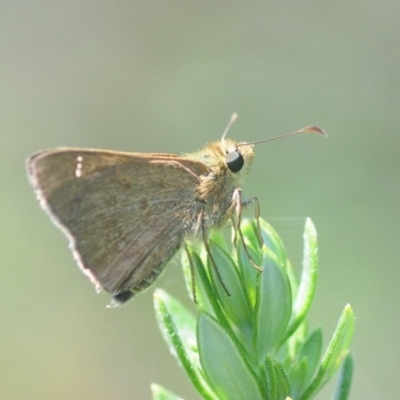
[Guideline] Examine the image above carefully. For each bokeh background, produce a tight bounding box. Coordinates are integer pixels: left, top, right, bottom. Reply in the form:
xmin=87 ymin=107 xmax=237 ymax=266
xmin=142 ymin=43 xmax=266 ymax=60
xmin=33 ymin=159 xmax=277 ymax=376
xmin=1 ymin=2 xmax=398 ymax=399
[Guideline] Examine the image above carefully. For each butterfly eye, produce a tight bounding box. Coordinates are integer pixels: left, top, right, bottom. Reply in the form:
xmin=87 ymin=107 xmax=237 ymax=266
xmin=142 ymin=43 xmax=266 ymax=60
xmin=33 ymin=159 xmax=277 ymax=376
xmin=226 ymin=150 xmax=244 ymax=173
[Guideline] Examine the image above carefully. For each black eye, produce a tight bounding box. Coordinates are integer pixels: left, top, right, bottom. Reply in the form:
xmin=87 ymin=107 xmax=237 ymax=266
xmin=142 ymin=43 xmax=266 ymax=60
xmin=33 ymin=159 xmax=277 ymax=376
xmin=226 ymin=150 xmax=244 ymax=173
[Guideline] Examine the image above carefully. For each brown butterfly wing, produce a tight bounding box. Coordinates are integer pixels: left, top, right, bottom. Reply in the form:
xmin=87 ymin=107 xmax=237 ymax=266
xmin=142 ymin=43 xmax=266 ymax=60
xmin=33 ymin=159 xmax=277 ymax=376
xmin=27 ymin=148 xmax=207 ymax=303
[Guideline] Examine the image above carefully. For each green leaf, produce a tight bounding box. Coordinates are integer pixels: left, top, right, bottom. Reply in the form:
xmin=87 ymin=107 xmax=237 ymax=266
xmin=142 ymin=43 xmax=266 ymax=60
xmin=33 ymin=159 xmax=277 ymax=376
xmin=181 ymin=248 xmax=215 ymax=314
xmin=288 ymin=357 xmax=308 ymax=399
xmin=236 ymin=240 xmax=259 ymax=309
xmin=207 ymin=240 xmax=253 ymax=330
xmin=197 ymin=312 xmax=264 ymax=400
xmin=151 ymin=383 xmax=185 ymax=400
xmin=285 ymin=260 xmax=299 ymax=301
xmin=264 ymin=355 xmax=277 ymax=400
xmin=300 ymin=304 xmax=355 ymax=399
xmin=273 ymin=359 xmax=291 ymax=400
xmin=259 ymin=219 xmax=287 ymax=262
xmin=190 ymin=247 xmax=236 ymax=333
xmin=253 ymin=246 xmax=292 ymax=358
xmin=299 ymin=328 xmax=323 ymax=387
xmin=237 ymin=219 xmax=262 ymax=252
xmin=181 ymin=249 xmax=197 ymax=302
xmin=332 ymin=352 xmax=354 ymax=400
xmin=276 ymin=318 xmax=307 ymax=365
xmin=153 ymin=290 xmax=216 ymax=399
xmin=286 ymin=320 xmax=308 ymax=362
xmin=284 ymin=218 xmax=318 ymax=343
xmin=209 ymin=228 xmax=227 ymax=248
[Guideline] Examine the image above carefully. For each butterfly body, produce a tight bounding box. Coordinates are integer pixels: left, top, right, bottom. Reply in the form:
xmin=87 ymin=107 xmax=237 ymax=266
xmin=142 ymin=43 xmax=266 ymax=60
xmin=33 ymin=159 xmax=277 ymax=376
xmin=27 ymin=139 xmax=255 ymax=306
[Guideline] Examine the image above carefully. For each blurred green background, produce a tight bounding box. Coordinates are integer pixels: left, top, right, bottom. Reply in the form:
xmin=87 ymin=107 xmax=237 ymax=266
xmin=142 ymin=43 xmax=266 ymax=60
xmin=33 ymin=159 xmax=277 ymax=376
xmin=1 ymin=2 xmax=398 ymax=399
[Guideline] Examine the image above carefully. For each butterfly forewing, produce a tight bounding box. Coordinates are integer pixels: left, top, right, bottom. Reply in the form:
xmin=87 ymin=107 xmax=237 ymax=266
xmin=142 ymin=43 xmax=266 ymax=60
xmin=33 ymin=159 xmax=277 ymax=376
xmin=27 ymin=149 xmax=207 ymax=300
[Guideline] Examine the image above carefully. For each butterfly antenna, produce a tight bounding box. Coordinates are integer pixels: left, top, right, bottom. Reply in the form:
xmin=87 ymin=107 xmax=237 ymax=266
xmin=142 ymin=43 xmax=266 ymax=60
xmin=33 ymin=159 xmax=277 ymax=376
xmin=237 ymin=125 xmax=327 ymax=147
xmin=221 ymin=113 xmax=238 ymax=141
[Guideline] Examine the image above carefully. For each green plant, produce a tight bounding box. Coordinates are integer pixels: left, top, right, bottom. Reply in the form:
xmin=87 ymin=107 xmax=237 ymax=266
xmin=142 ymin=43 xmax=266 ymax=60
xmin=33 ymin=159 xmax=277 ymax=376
xmin=152 ymin=218 xmax=354 ymax=400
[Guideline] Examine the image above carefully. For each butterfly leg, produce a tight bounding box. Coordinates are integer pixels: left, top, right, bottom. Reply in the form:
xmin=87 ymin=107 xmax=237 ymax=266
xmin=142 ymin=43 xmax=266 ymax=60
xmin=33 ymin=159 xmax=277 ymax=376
xmin=184 ymin=243 xmax=198 ymax=304
xmin=230 ymin=189 xmax=263 ymax=272
xmin=241 ymin=195 xmax=263 ymax=247
xmin=200 ymin=210 xmax=231 ymax=297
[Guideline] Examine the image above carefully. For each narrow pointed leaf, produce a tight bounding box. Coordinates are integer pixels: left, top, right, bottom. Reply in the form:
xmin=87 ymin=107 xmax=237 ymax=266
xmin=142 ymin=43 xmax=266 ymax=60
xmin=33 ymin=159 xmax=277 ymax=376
xmin=288 ymin=357 xmax=308 ymax=399
xmin=254 ymin=246 xmax=292 ymax=357
xmin=285 ymin=320 xmax=308 ymax=361
xmin=273 ymin=359 xmax=291 ymax=400
xmin=285 ymin=260 xmax=299 ymax=300
xmin=182 ymin=248 xmax=214 ymax=314
xmin=284 ymin=218 xmax=318 ymax=342
xmin=332 ymin=353 xmax=354 ymax=400
xmin=236 ymin=240 xmax=259 ymax=308
xmin=299 ymin=327 xmax=323 ymax=387
xmin=300 ymin=305 xmax=355 ymax=399
xmin=151 ymin=383 xmax=185 ymax=400
xmin=259 ymin=219 xmax=287 ymax=262
xmin=264 ymin=355 xmax=277 ymax=400
xmin=153 ymin=290 xmax=216 ymax=399
xmin=183 ymin=247 xmax=233 ymax=332
xmin=197 ymin=312 xmax=264 ymax=400
xmin=207 ymin=240 xmax=253 ymax=329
